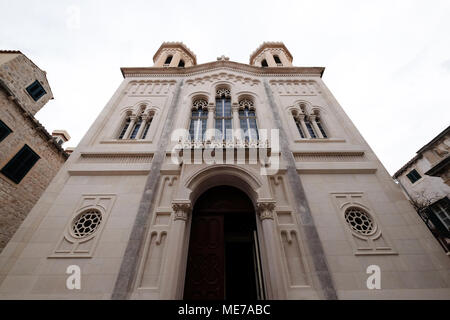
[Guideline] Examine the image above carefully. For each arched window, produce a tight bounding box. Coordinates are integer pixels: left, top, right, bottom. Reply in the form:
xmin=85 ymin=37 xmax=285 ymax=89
xmin=273 ymin=55 xmax=282 ymax=66
xmin=261 ymin=59 xmax=268 ymax=67
xmin=292 ymin=112 xmax=305 ymax=138
xmin=164 ymin=55 xmax=173 ymax=66
xmin=178 ymin=59 xmax=185 ymax=68
xmin=344 ymin=207 xmax=375 ymax=236
xmin=189 ymin=99 xmax=208 ymax=141
xmin=316 ymin=116 xmax=327 ymax=138
xmin=129 ymin=117 xmax=142 ymax=139
xmin=304 ymin=118 xmax=317 ymax=138
xmin=239 ymin=99 xmax=258 ymax=142
xmin=215 ymin=89 xmax=232 ymax=141
xmin=118 ymin=116 xmax=131 ymax=139
xmin=141 ymin=116 xmax=153 ymax=139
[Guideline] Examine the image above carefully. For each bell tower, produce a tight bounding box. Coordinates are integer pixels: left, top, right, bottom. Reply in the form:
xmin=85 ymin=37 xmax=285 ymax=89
xmin=152 ymin=42 xmax=197 ymax=68
xmin=250 ymin=42 xmax=293 ymax=67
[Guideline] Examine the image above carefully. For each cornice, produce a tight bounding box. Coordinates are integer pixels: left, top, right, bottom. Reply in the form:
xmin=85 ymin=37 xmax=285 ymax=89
xmin=121 ymin=60 xmax=324 ymax=79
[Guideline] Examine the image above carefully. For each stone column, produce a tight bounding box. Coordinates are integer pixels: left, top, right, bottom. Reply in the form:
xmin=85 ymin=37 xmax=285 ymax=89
xmin=160 ymin=200 xmax=191 ymax=299
xmin=170 ymin=51 xmax=182 ymax=67
xmin=206 ymin=104 xmax=215 ymax=141
xmin=309 ymin=115 xmax=323 ymax=138
xmin=135 ymin=115 xmax=149 ymax=139
xmin=123 ymin=115 xmax=137 ymax=139
xmin=288 ymin=111 xmax=302 ymax=140
xmin=298 ymin=114 xmax=311 ymax=139
xmin=146 ymin=111 xmax=161 ymax=142
xmin=256 ymin=200 xmax=286 ymax=299
xmin=232 ymin=103 xmax=241 ymax=141
xmin=264 ymin=51 xmax=277 ymax=67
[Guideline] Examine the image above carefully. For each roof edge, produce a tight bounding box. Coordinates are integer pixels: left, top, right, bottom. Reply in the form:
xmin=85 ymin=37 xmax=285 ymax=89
xmin=121 ymin=60 xmax=324 ymax=78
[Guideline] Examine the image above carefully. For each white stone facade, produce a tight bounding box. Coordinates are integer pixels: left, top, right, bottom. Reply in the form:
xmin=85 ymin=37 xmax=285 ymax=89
xmin=0 ymin=43 xmax=449 ymax=299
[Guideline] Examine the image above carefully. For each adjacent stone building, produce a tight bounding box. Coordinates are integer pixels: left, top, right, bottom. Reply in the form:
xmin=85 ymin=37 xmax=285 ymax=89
xmin=393 ymin=125 xmax=450 ymax=253
xmin=0 ymin=43 xmax=449 ymax=299
xmin=0 ymin=51 xmax=69 ymax=253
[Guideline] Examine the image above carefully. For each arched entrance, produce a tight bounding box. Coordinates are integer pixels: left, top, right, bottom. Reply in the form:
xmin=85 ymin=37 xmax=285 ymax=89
xmin=183 ymin=185 xmax=265 ymax=300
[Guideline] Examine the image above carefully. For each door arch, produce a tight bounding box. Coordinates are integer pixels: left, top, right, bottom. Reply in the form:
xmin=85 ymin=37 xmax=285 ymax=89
xmin=183 ymin=185 xmax=265 ymax=300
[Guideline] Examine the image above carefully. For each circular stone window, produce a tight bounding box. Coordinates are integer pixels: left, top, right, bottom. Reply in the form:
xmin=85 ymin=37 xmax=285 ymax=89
xmin=344 ymin=207 xmax=375 ymax=235
xmin=71 ymin=209 xmax=102 ymax=238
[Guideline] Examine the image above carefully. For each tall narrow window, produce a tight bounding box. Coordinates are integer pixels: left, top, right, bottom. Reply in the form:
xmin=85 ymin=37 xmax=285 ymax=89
xmin=129 ymin=117 xmax=142 ymax=139
xmin=178 ymin=59 xmax=185 ymax=68
xmin=273 ymin=55 xmax=282 ymax=66
xmin=304 ymin=119 xmax=317 ymax=138
xmin=238 ymin=100 xmax=258 ymax=142
xmin=316 ymin=117 xmax=328 ymax=138
xmin=1 ymin=144 xmax=40 ymax=184
xmin=0 ymin=119 xmax=12 ymax=143
xmin=164 ymin=55 xmax=173 ymax=66
xmin=261 ymin=59 xmax=268 ymax=67
xmin=189 ymin=100 xmax=208 ymax=141
xmin=118 ymin=117 xmax=131 ymax=139
xmin=215 ymin=89 xmax=232 ymax=141
xmin=294 ymin=118 xmax=305 ymax=138
xmin=26 ymin=80 xmax=46 ymax=101
xmin=141 ymin=117 xmax=153 ymax=139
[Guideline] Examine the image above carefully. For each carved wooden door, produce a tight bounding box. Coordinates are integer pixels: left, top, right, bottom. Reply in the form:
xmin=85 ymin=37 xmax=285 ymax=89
xmin=184 ymin=214 xmax=225 ymax=300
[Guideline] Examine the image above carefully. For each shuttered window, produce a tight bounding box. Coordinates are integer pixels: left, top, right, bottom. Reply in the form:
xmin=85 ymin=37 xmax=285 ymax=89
xmin=1 ymin=145 xmax=40 ymax=184
xmin=26 ymin=80 xmax=46 ymax=101
xmin=0 ymin=120 xmax=12 ymax=142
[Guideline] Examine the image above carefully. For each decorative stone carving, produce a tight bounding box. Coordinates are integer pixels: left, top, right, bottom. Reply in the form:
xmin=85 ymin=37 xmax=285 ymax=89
xmin=172 ymin=201 xmax=192 ymax=221
xmin=216 ymin=88 xmax=231 ymax=98
xmin=256 ymin=201 xmax=276 ymax=220
xmin=193 ymin=99 xmax=208 ymax=110
xmin=217 ymin=55 xmax=230 ymax=61
xmin=269 ymin=80 xmax=320 ymax=96
xmin=331 ymin=192 xmax=397 ymax=255
xmin=50 ymin=194 xmax=116 ymax=258
xmin=185 ymin=73 xmax=260 ymax=87
xmin=239 ymin=99 xmax=254 ymax=109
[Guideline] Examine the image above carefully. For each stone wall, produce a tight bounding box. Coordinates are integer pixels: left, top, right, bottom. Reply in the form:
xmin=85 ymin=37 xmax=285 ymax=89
xmin=0 ymin=52 xmax=53 ymax=115
xmin=0 ymin=89 xmax=66 ymax=252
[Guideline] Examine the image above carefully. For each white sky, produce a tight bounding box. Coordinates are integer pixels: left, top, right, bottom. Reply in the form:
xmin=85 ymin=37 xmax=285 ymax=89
xmin=1 ymin=0 xmax=449 ymax=175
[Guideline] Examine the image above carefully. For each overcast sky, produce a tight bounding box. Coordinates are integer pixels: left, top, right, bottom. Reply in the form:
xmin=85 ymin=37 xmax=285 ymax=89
xmin=1 ymin=0 xmax=449 ymax=175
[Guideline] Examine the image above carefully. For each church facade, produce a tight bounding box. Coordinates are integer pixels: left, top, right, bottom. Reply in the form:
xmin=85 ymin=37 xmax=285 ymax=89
xmin=0 ymin=42 xmax=449 ymax=299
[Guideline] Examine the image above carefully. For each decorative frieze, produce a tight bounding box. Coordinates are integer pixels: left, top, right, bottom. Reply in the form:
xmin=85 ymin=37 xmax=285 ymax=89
xmin=125 ymin=80 xmax=176 ymax=95
xmin=78 ymin=152 xmax=153 ymax=164
xmin=270 ymin=80 xmax=321 ymax=96
xmin=293 ymin=151 xmax=365 ymax=162
xmin=186 ymin=72 xmax=260 ymax=87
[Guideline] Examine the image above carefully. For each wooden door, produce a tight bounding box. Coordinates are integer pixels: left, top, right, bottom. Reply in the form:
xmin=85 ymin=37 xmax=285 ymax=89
xmin=184 ymin=214 xmax=224 ymax=300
